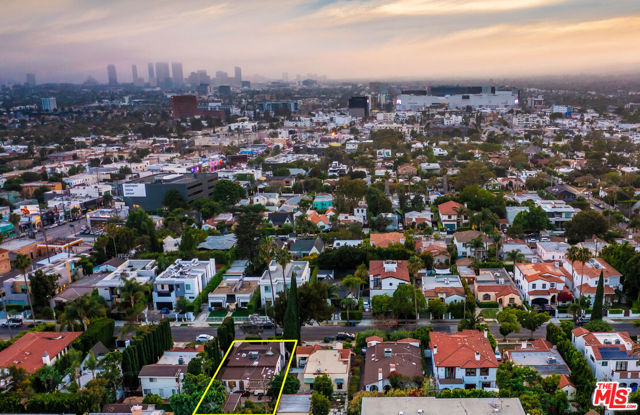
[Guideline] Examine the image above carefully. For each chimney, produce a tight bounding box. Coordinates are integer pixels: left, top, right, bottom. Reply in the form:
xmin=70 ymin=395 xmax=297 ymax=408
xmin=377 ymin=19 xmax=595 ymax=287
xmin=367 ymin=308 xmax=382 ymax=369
xmin=131 ymin=405 xmax=143 ymax=415
xmin=433 ymin=345 xmax=437 ymax=355
xmin=378 ymin=368 xmax=383 ymax=381
xmin=42 ymin=352 xmax=51 ymax=365
xmin=483 ymin=330 xmax=488 ymax=338
xmin=475 ymin=352 xmax=480 ymax=361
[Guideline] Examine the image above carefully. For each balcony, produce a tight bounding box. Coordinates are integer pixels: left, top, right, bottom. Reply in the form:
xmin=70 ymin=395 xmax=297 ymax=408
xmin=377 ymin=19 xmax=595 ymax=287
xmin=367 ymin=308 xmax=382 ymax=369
xmin=438 ymin=377 xmax=463 ymax=385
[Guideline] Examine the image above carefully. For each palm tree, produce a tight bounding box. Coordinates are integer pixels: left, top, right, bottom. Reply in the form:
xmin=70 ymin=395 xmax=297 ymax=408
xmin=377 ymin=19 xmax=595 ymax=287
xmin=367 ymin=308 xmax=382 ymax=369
xmin=454 ymin=205 xmax=470 ymax=228
xmin=104 ymin=222 xmax=119 ymax=257
xmin=61 ymin=294 xmax=106 ymax=330
xmin=577 ymin=247 xmax=593 ymax=300
xmin=506 ymin=249 xmax=526 ymax=264
xmin=341 ymin=275 xmax=362 ymax=299
xmin=258 ymin=238 xmax=278 ymax=335
xmin=470 ymin=237 xmax=485 ymax=262
xmin=12 ymin=254 xmax=35 ymax=325
xmin=8 ymin=213 xmax=20 ymax=235
xmin=119 ymin=276 xmax=149 ymax=321
xmin=408 ymin=256 xmax=424 ymax=320
xmin=566 ymin=245 xmax=581 ymax=299
xmin=341 ymin=298 xmax=357 ymax=325
xmin=1 ymin=290 xmax=12 ymax=339
xmin=492 ymin=233 xmax=502 ymax=260
xmin=567 ymin=302 xmax=582 ymax=323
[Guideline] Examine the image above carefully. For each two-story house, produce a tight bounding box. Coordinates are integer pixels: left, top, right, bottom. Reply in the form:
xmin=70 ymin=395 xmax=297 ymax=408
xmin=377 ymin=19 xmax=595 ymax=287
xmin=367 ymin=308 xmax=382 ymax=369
xmin=438 ymin=201 xmax=464 ymax=232
xmin=152 ymin=258 xmax=216 ymax=311
xmin=513 ymin=262 xmax=570 ymax=307
xmin=562 ymin=258 xmax=622 ymax=305
xmin=572 ymin=327 xmax=640 ymax=389
xmin=429 ymin=330 xmax=499 ymax=390
xmin=536 ymin=241 xmax=570 ymax=262
xmin=219 ymin=342 xmax=286 ymax=394
xmin=96 ymin=259 xmax=157 ymax=306
xmin=259 ymin=260 xmax=310 ymax=306
xmin=139 ymin=364 xmax=187 ymax=399
xmin=453 ymin=230 xmax=486 ymax=259
xmin=295 ymin=344 xmax=352 ymax=394
xmin=362 ymin=336 xmax=422 ymax=392
xmin=369 ymin=260 xmax=410 ymax=297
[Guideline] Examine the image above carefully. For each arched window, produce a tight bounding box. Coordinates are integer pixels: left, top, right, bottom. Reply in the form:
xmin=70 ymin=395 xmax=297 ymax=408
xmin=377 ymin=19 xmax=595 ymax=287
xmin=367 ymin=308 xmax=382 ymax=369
xmin=482 ymin=294 xmax=491 ymax=301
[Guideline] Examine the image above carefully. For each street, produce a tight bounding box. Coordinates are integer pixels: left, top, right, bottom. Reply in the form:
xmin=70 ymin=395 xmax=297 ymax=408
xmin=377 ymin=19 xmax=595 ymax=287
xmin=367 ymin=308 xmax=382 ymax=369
xmin=36 ymin=218 xmax=87 ymax=241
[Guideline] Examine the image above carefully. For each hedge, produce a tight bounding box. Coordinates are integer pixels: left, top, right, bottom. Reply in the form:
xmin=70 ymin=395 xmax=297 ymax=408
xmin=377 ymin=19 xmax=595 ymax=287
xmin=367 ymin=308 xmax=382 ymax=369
xmin=191 ymin=264 xmax=230 ymax=313
xmin=122 ymin=320 xmax=173 ymax=389
xmin=341 ymin=310 xmax=362 ymax=320
xmin=72 ymin=317 xmax=115 ymax=354
xmin=477 ymin=301 xmax=499 ymax=308
xmin=608 ymin=308 xmax=623 ymax=314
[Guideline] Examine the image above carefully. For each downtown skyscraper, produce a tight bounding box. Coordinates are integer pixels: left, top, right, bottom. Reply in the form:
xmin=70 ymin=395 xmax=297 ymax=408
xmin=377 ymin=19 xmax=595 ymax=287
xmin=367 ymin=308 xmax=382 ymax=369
xmin=107 ymin=64 xmax=117 ymax=86
xmin=171 ymin=62 xmax=184 ymax=87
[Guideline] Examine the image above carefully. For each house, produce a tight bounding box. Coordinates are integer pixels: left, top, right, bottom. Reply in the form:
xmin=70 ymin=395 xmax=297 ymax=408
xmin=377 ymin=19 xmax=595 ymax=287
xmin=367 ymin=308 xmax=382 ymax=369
xmin=276 ymin=394 xmax=312 ymax=415
xmin=362 ymin=337 xmax=422 ymax=392
xmin=453 ymin=230 xmax=486 ymax=259
xmin=360 ymin=397 xmax=527 ymax=415
xmin=219 ymin=342 xmax=286 ymax=393
xmin=369 ymin=260 xmax=410 ymax=297
xmin=422 ymin=275 xmax=466 ymax=305
xmin=208 ymin=278 xmax=259 ymax=309
xmin=259 ymin=260 xmax=311 ymax=306
xmin=157 ymin=345 xmax=205 ymax=365
xmin=252 ymin=193 xmax=280 ymax=206
xmin=397 ymin=163 xmax=418 ymax=178
xmin=268 ymin=212 xmax=295 ymax=228
xmin=474 ymin=268 xmax=522 ymax=307
xmin=513 ymin=262 xmax=571 ymax=307
xmin=152 ymin=258 xmax=216 ymax=310
xmin=369 ymin=232 xmax=405 ymax=248
xmin=163 ymin=236 xmax=181 ymax=252
xmin=197 ymin=234 xmax=237 ymax=251
xmin=139 ymin=364 xmax=187 ymax=399
xmin=332 ymin=239 xmax=363 ymax=248
xmin=289 ymin=237 xmax=325 ymax=258
xmin=536 ymin=241 xmax=570 ymax=262
xmin=438 ymin=200 xmax=464 ymax=231
xmin=563 ymin=258 xmax=622 ymax=305
xmin=404 ymin=210 xmax=432 ymax=228
xmin=501 ymin=239 xmax=534 ymax=262
xmin=96 ymin=259 xmax=157 ymax=306
xmin=504 ymin=339 xmax=571 ymax=376
xmin=558 ymin=374 xmax=576 ymax=400
xmin=312 ymin=193 xmax=333 ymax=210
xmin=416 ymin=241 xmax=449 ymax=265
xmin=306 ymin=210 xmax=332 ymax=229
xmin=0 ymin=331 xmax=82 ymax=374
xmin=295 ymin=344 xmax=352 ymax=393
xmin=572 ymin=327 xmax=640 ymax=388
xmin=377 ymin=212 xmax=400 ymax=231
xmin=429 ymin=330 xmax=499 ymax=390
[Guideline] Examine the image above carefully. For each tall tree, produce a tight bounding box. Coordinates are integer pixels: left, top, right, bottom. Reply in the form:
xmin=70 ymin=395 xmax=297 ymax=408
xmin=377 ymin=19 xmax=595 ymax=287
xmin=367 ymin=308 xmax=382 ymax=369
xmin=576 ymin=247 xmax=593 ymax=300
xmin=591 ymin=270 xmax=605 ymax=321
xmin=407 ymin=256 xmax=424 ymax=319
xmin=283 ymin=273 xmax=300 ymax=342
xmin=28 ymin=270 xmax=59 ymax=310
xmin=12 ymin=254 xmax=35 ymax=324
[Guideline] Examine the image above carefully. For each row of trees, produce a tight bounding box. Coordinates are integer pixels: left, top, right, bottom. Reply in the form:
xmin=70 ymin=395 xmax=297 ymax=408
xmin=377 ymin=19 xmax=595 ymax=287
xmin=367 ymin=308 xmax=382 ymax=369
xmin=121 ymin=321 xmax=173 ymax=389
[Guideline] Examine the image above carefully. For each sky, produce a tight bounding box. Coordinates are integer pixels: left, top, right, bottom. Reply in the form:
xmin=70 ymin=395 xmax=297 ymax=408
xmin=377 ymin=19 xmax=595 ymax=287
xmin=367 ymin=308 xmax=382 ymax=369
xmin=1 ymin=0 xmax=640 ymax=84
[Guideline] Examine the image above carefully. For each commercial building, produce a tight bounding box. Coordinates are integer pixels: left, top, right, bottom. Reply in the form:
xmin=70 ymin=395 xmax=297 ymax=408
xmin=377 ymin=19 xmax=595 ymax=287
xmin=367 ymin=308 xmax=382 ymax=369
xmin=348 ymin=96 xmax=370 ymax=119
xmin=396 ymin=86 xmax=519 ymax=110
xmin=120 ymin=173 xmax=218 ymax=211
xmin=26 ymin=73 xmax=36 ymax=86
xmin=41 ymin=97 xmax=57 ymax=111
xmin=171 ymin=62 xmax=184 ymax=86
xmin=107 ymin=64 xmax=117 ymax=86
xmin=155 ymin=62 xmax=172 ymax=88
xmin=360 ymin=397 xmax=526 ymax=415
xmin=152 ymin=258 xmax=216 ymax=310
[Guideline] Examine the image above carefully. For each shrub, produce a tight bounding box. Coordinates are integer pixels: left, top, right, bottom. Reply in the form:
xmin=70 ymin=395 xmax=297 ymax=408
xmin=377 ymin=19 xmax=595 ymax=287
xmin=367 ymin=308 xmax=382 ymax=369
xmin=340 ymin=310 xmax=362 ymax=320
xmin=608 ymin=308 xmax=623 ymax=315
xmin=478 ymin=301 xmax=499 ymax=308
xmin=73 ymin=318 xmax=115 ymax=353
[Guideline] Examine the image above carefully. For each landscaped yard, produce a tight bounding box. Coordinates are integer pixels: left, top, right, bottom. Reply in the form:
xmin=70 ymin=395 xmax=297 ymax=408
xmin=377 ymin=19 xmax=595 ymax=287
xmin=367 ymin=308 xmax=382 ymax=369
xmin=480 ymin=308 xmax=499 ymax=319
xmin=208 ymin=310 xmax=228 ymax=318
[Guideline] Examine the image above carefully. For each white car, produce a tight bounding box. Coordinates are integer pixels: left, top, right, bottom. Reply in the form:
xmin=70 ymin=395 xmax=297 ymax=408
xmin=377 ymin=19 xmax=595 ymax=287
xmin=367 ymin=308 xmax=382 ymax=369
xmin=196 ymin=334 xmax=214 ymax=342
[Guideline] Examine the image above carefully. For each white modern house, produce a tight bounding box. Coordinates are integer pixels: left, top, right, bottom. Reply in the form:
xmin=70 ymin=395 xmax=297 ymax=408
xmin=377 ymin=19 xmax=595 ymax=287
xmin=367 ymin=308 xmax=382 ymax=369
xmin=259 ymin=260 xmax=310 ymax=306
xmin=152 ymin=258 xmax=216 ymax=310
xmin=96 ymin=259 xmax=157 ymax=306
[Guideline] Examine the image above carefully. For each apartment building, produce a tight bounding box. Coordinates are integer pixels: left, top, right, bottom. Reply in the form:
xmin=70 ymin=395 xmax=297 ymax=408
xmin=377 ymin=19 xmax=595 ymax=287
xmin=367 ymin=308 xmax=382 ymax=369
xmin=152 ymin=258 xmax=216 ymax=310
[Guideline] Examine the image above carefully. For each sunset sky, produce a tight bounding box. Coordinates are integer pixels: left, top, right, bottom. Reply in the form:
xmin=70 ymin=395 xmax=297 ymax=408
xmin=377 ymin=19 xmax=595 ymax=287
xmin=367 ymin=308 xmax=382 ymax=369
xmin=2 ymin=0 xmax=640 ymax=83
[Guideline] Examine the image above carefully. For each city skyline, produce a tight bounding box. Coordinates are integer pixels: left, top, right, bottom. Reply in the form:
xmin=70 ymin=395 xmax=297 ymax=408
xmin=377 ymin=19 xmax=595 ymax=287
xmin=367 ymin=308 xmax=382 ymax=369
xmin=1 ymin=0 xmax=640 ymax=84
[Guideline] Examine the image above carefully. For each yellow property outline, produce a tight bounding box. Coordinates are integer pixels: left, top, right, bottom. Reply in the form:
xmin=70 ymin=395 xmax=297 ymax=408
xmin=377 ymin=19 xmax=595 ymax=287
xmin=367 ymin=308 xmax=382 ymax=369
xmin=192 ymin=339 xmax=298 ymax=415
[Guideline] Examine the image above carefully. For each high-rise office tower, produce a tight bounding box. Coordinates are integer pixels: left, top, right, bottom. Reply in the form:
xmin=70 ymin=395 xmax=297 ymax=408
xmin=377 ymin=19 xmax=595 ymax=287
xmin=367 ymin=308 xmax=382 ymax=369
xmin=132 ymin=65 xmax=138 ymax=82
xmin=234 ymin=66 xmax=242 ymax=83
xmin=155 ymin=62 xmax=171 ymax=88
xmin=171 ymin=62 xmax=184 ymax=87
xmin=107 ymin=64 xmax=117 ymax=86
xmin=41 ymin=97 xmax=57 ymax=111
xmin=148 ymin=63 xmax=155 ymax=80
xmin=215 ymin=71 xmax=228 ymax=85
xmin=26 ymin=73 xmax=36 ymax=86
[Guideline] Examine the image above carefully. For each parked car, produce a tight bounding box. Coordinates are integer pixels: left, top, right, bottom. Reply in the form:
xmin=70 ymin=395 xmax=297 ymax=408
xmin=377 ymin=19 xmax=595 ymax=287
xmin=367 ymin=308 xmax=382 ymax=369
xmin=576 ymin=316 xmax=590 ymax=326
xmin=2 ymin=319 xmax=23 ymax=328
xmin=363 ymin=299 xmax=370 ymax=312
xmin=336 ymin=332 xmax=355 ymax=341
xmin=196 ymin=334 xmax=214 ymax=342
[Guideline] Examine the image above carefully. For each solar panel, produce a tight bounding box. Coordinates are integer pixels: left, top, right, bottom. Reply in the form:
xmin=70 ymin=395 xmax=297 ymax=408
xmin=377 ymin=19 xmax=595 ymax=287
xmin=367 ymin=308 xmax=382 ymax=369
xmin=599 ymin=348 xmax=631 ymax=360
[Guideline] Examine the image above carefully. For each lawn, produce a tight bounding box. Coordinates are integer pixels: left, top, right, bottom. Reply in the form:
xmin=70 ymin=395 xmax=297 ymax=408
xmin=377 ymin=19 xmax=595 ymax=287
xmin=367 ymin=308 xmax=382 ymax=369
xmin=232 ymin=309 xmax=251 ymax=317
xmin=480 ymin=308 xmax=499 ymax=319
xmin=208 ymin=310 xmax=228 ymax=318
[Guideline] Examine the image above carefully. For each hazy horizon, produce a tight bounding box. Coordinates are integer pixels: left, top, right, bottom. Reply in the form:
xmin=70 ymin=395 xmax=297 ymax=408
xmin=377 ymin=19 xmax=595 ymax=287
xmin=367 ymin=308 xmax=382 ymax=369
xmin=2 ymin=0 xmax=640 ymax=84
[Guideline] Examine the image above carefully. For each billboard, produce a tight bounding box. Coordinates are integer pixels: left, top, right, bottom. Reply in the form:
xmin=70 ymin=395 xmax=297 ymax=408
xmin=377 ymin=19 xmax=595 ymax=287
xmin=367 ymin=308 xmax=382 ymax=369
xmin=122 ymin=183 xmax=146 ymax=197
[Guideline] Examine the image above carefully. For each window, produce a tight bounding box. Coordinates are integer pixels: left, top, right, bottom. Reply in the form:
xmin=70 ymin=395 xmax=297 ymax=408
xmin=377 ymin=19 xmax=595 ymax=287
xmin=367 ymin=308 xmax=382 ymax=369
xmin=542 ymin=284 xmax=546 ymax=289
xmin=265 ymin=286 xmax=270 ymax=292
xmin=445 ymin=367 xmax=456 ymax=378
xmin=616 ymin=361 xmax=628 ymax=371
xmin=465 ymin=368 xmax=476 ymax=376
xmin=509 ymin=298 xmax=515 ymax=304
xmin=550 ymin=283 xmax=555 ymax=288
xmin=149 ymin=378 xmax=156 ymax=382
xmin=532 ymin=284 xmax=536 ymax=289
xmin=143 ymin=389 xmax=151 ymax=395
xmin=185 ymin=284 xmax=191 ymax=290
xmin=482 ymin=294 xmax=491 ymax=301
xmin=480 ymin=368 xmax=489 ymax=376
xmin=337 ymin=382 xmax=343 ymax=390
xmin=602 ymin=361 xmax=608 ymax=366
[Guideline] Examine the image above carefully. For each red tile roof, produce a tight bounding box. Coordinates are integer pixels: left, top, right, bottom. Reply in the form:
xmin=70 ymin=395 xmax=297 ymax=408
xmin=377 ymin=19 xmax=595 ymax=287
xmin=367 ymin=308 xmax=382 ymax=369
xmin=515 ymin=262 xmax=568 ymax=283
xmin=430 ymin=330 xmax=498 ymax=369
xmin=438 ymin=201 xmax=463 ymax=216
xmin=370 ymin=232 xmax=405 ymax=248
xmin=558 ymin=374 xmax=575 ymax=389
xmin=573 ymin=258 xmax=621 ymax=280
xmin=0 ymin=331 xmax=82 ymax=373
xmin=369 ymin=260 xmax=410 ymax=282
